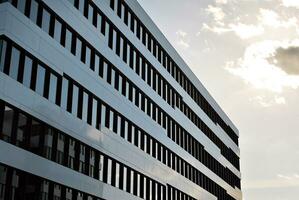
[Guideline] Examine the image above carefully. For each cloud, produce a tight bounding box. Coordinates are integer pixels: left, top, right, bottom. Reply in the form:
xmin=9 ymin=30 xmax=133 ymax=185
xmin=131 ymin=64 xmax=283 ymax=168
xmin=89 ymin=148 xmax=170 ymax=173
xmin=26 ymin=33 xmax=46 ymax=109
xmin=216 ymin=0 xmax=228 ymax=4
xmin=269 ymin=46 xmax=299 ymax=75
xmin=281 ymin=0 xmax=299 ymax=8
xmin=249 ymin=95 xmax=286 ymax=107
xmin=225 ymin=40 xmax=299 ymax=93
xmin=228 ymin=23 xmax=264 ymax=39
xmin=258 ymin=9 xmax=298 ymax=28
xmin=206 ymin=5 xmax=226 ymax=24
xmin=175 ymin=30 xmax=190 ymax=49
xmin=202 ymin=23 xmax=264 ymax=39
xmin=176 ymin=30 xmax=187 ymax=38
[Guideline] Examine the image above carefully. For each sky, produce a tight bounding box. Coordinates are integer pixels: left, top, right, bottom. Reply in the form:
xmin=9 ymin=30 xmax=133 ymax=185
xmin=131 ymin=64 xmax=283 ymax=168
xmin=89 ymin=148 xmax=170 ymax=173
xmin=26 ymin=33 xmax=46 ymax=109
xmin=137 ymin=0 xmax=299 ymax=199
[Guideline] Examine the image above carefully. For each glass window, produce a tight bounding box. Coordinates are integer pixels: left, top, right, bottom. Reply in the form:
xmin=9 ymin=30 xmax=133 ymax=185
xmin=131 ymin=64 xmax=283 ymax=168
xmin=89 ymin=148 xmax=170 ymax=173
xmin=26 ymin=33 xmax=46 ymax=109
xmin=2 ymin=106 xmax=14 ymax=142
xmin=76 ymin=38 xmax=82 ymax=60
xmin=17 ymin=0 xmax=26 ymax=13
xmin=72 ymin=84 xmax=79 ymax=116
xmin=35 ymin=64 xmax=46 ymax=96
xmin=41 ymin=8 xmax=51 ymax=33
xmin=82 ymin=92 xmax=88 ymax=122
xmin=78 ymin=0 xmax=84 ymax=14
xmin=67 ymin=0 xmax=75 ymax=5
xmin=65 ymin=28 xmax=72 ymax=52
xmin=9 ymin=47 xmax=20 ymax=80
xmin=16 ymin=112 xmax=27 ymax=147
xmin=54 ymin=19 xmax=62 ymax=43
xmin=96 ymin=13 xmax=102 ymax=32
xmin=91 ymin=98 xmax=98 ymax=127
xmin=22 ymin=56 xmax=33 ymax=88
xmin=115 ymin=163 xmax=120 ymax=188
xmin=94 ymin=54 xmax=100 ymax=75
xmin=85 ymin=46 xmax=91 ymax=68
xmin=99 ymin=154 xmax=104 ymax=181
xmin=61 ymin=77 xmax=69 ymax=110
xmin=88 ymin=4 xmax=93 ymax=24
xmin=49 ymin=73 xmax=58 ymax=103
xmin=29 ymin=0 xmax=38 ymax=23
xmin=107 ymin=159 xmax=112 ymax=184
xmin=0 ymin=40 xmax=7 ymax=72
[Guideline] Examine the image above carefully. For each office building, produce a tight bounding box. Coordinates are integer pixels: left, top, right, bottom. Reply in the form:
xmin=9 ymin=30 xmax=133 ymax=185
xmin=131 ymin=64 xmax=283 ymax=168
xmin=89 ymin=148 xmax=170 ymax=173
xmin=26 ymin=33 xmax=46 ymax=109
xmin=0 ymin=0 xmax=242 ymax=199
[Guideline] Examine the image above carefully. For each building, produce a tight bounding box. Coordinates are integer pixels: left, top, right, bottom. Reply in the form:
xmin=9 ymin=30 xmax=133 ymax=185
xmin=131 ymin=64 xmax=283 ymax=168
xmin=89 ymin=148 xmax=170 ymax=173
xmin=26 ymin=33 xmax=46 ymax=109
xmin=0 ymin=0 xmax=242 ymax=199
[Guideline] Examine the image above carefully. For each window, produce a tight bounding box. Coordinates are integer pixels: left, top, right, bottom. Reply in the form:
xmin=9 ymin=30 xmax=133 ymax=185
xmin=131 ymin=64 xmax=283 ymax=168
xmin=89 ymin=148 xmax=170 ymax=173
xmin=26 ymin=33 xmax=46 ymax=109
xmin=41 ymin=8 xmax=51 ymax=33
xmin=65 ymin=28 xmax=72 ymax=52
xmin=16 ymin=0 xmax=26 ymax=13
xmin=91 ymin=98 xmax=98 ymax=127
xmin=54 ymin=19 xmax=62 ymax=43
xmin=76 ymin=38 xmax=82 ymax=60
xmin=22 ymin=56 xmax=33 ymax=88
xmin=49 ymin=73 xmax=58 ymax=103
xmin=61 ymin=77 xmax=69 ymax=110
xmin=1 ymin=106 xmax=14 ymax=142
xmin=16 ymin=112 xmax=27 ymax=147
xmin=82 ymin=91 xmax=88 ymax=122
xmin=29 ymin=0 xmax=38 ymax=23
xmin=35 ymin=64 xmax=46 ymax=96
xmin=72 ymin=84 xmax=79 ymax=116
xmin=85 ymin=46 xmax=91 ymax=68
xmin=78 ymin=0 xmax=84 ymax=14
xmin=9 ymin=47 xmax=20 ymax=80
xmin=0 ymin=40 xmax=7 ymax=72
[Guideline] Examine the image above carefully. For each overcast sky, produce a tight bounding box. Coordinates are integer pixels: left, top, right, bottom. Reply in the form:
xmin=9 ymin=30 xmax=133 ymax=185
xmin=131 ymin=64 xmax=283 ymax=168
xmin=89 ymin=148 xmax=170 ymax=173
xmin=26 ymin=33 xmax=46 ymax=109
xmin=137 ymin=0 xmax=299 ymax=199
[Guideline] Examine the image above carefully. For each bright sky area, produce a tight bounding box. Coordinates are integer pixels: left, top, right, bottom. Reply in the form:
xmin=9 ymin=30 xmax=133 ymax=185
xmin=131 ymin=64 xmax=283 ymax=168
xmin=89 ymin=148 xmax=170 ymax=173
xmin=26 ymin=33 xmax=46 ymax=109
xmin=137 ymin=0 xmax=299 ymax=199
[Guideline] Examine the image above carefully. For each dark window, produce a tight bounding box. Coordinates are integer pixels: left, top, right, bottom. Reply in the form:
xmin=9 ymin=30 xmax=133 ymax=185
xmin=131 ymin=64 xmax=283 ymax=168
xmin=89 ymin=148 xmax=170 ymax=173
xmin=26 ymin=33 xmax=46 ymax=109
xmin=0 ymin=40 xmax=7 ymax=72
xmin=1 ymin=105 xmax=14 ymax=142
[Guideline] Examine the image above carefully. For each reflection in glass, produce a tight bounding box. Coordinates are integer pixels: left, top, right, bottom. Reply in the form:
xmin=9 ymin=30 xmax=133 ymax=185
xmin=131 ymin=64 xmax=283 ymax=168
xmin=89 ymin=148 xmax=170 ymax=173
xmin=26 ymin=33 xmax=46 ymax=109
xmin=35 ymin=65 xmax=45 ymax=96
xmin=82 ymin=92 xmax=88 ymax=122
xmin=23 ymin=56 xmax=33 ymax=88
xmin=54 ymin=19 xmax=62 ymax=43
xmin=2 ymin=106 xmax=14 ymax=142
xmin=9 ymin=47 xmax=20 ymax=80
xmin=49 ymin=74 xmax=58 ymax=103
xmin=16 ymin=112 xmax=27 ymax=147
xmin=29 ymin=0 xmax=38 ymax=23
xmin=0 ymin=40 xmax=7 ymax=72
xmin=65 ymin=29 xmax=72 ymax=52
xmin=61 ymin=77 xmax=69 ymax=110
xmin=72 ymin=85 xmax=79 ymax=116
xmin=41 ymin=9 xmax=51 ymax=33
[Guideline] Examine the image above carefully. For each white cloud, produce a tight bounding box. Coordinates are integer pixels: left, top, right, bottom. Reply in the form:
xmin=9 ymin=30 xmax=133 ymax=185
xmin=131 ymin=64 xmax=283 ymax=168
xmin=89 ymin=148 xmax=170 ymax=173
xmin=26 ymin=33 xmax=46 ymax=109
xmin=175 ymin=30 xmax=190 ymax=49
xmin=177 ymin=39 xmax=190 ymax=49
xmin=176 ymin=30 xmax=187 ymax=38
xmin=249 ymin=96 xmax=286 ymax=107
xmin=258 ymin=9 xmax=298 ymax=28
xmin=202 ymin=23 xmax=264 ymax=39
xmin=216 ymin=0 xmax=228 ymax=4
xmin=206 ymin=5 xmax=226 ymax=24
xmin=225 ymin=40 xmax=299 ymax=93
xmin=281 ymin=0 xmax=299 ymax=8
xmin=229 ymin=23 xmax=264 ymax=39
xmin=202 ymin=23 xmax=231 ymax=34
xmin=277 ymin=173 xmax=299 ymax=180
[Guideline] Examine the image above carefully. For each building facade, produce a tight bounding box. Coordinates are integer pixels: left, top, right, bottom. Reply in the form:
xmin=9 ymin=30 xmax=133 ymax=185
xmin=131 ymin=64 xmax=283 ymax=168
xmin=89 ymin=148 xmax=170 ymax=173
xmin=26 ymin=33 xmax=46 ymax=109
xmin=0 ymin=0 xmax=242 ymax=199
